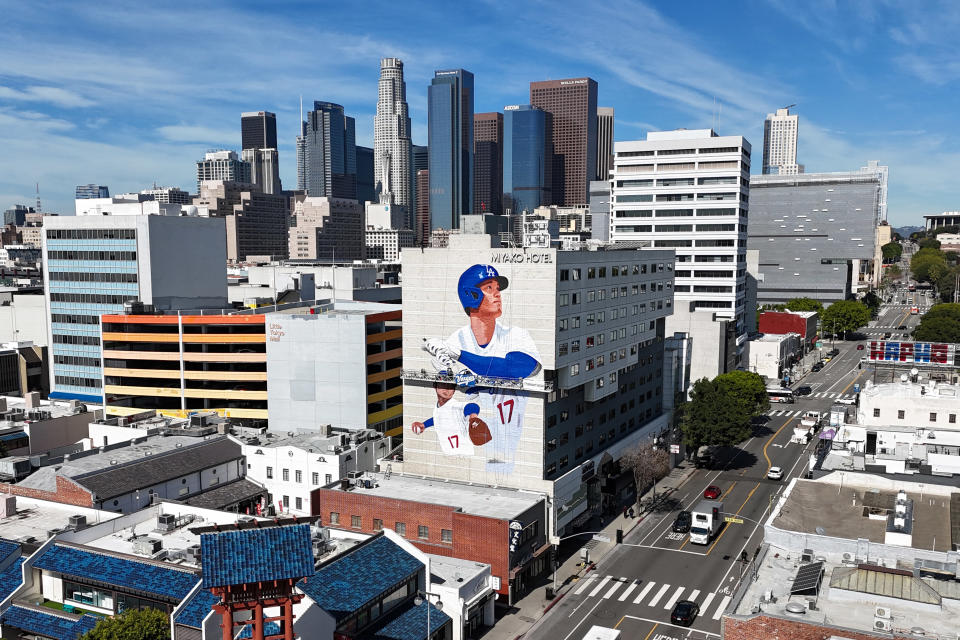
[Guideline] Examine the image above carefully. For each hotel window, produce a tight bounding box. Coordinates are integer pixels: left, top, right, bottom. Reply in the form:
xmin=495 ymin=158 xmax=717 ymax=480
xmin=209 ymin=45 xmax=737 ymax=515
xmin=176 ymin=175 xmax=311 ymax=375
xmin=295 ymin=497 xmax=302 ymax=511
xmin=312 ymin=472 xmax=319 ymax=485
xmin=951 ymin=414 xmax=957 ymax=424
xmin=295 ymin=470 xmax=302 ymax=483
xmin=282 ymin=496 xmax=289 ymax=508
xmin=266 ymin=466 xmax=273 ymax=479
xmin=282 ymin=469 xmax=289 ymax=481
xmin=873 ymin=408 xmax=880 ymax=418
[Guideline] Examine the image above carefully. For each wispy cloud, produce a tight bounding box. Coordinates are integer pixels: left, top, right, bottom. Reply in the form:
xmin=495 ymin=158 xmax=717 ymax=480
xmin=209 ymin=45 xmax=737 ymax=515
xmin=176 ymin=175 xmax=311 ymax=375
xmin=156 ymin=125 xmax=238 ymax=145
xmin=0 ymin=85 xmax=95 ymax=108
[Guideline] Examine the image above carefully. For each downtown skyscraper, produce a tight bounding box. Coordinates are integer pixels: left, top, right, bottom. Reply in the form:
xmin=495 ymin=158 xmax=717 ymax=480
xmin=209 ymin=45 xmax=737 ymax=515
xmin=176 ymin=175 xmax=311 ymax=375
xmin=241 ymin=110 xmax=282 ymax=194
xmin=374 ymin=58 xmax=412 ymax=227
xmin=297 ymin=101 xmax=357 ymax=200
xmin=428 ymin=69 xmax=474 ymax=231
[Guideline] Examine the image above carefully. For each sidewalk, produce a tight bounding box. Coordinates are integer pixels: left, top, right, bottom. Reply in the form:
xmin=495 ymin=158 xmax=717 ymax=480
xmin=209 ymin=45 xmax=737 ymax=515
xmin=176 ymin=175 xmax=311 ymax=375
xmin=485 ymin=462 xmax=698 ymax=640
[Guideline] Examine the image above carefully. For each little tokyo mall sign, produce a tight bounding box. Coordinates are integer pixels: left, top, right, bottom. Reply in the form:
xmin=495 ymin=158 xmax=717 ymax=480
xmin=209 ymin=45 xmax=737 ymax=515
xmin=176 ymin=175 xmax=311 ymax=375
xmin=868 ymin=341 xmax=958 ymax=366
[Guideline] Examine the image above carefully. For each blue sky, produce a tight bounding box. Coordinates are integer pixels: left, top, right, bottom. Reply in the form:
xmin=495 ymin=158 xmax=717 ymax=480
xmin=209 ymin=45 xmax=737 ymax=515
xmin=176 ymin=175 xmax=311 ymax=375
xmin=1 ymin=0 xmax=957 ymax=226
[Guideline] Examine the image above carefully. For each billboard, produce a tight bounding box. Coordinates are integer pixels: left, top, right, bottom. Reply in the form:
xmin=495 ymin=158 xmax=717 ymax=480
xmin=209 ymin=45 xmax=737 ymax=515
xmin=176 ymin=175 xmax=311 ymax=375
xmin=402 ymin=243 xmax=557 ymax=489
xmin=867 ymin=341 xmax=958 ymax=366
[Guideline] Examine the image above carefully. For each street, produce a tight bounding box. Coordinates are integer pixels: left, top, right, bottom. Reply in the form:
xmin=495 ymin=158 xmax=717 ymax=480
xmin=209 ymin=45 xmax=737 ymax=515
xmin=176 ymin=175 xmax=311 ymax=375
xmin=524 ymin=295 xmax=916 ymax=640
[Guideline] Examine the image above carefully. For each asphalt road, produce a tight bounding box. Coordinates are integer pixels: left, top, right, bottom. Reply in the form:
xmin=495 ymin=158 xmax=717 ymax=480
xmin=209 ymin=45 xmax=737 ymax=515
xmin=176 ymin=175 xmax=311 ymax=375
xmin=526 ymin=302 xmax=915 ymax=640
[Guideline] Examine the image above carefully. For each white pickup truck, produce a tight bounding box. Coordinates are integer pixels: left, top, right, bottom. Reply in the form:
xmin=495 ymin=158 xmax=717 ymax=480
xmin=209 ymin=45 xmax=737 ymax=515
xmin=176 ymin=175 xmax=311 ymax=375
xmin=791 ymin=411 xmax=822 ymax=444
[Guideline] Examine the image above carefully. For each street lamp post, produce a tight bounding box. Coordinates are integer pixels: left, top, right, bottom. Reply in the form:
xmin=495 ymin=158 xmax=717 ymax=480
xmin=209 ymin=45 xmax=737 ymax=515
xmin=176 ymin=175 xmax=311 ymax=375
xmin=414 ymin=591 xmax=443 ymax=639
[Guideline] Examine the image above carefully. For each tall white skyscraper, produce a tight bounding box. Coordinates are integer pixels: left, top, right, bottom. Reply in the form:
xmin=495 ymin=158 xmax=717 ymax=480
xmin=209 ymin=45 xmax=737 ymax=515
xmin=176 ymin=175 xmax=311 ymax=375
xmin=374 ymin=58 xmax=412 ymax=228
xmin=762 ymin=107 xmax=800 ymax=175
xmin=610 ymin=129 xmax=751 ymax=384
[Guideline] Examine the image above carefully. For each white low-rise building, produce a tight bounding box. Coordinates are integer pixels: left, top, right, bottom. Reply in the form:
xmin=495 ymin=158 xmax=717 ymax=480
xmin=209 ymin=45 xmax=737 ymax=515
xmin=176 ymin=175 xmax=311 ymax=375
xmin=746 ymin=333 xmax=801 ymax=382
xmin=235 ymin=429 xmax=391 ymax=516
xmin=830 ymin=378 xmax=960 ymax=474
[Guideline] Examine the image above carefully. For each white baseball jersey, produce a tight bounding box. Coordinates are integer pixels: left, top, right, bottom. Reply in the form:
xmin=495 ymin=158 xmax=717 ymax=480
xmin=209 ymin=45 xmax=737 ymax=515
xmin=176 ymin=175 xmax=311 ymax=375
xmin=430 ymin=398 xmax=476 ymax=457
xmin=472 ymin=388 xmax=528 ymax=473
xmin=446 ymin=320 xmax=541 ymax=367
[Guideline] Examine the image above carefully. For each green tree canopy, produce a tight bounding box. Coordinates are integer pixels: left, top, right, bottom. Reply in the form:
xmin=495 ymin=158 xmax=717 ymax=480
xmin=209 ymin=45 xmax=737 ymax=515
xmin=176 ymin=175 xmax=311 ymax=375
xmin=862 ymin=291 xmax=882 ymax=313
xmin=886 ymin=264 xmax=902 ymax=278
xmin=918 ymin=237 xmax=942 ymax=250
xmin=784 ymin=297 xmax=824 ymax=313
xmin=881 ymin=241 xmax=903 ymax=262
xmin=679 ymin=377 xmax=754 ymax=451
xmin=911 ymin=247 xmax=949 ymax=284
xmin=81 ymin=608 xmax=170 ymax=640
xmin=914 ymin=303 xmax=960 ymax=342
xmin=715 ymin=370 xmax=770 ymax=416
xmin=822 ymin=300 xmax=871 ymax=336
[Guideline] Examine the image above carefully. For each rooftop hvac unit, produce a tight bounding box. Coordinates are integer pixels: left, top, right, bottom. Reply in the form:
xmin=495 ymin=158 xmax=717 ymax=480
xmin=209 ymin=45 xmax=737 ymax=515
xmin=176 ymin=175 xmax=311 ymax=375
xmin=68 ymin=515 xmax=86 ymax=531
xmin=875 ymin=606 xmax=891 ymax=619
xmin=801 ymin=549 xmax=814 ymax=562
xmin=133 ymin=537 xmax=162 ymax=555
xmin=874 ymin=619 xmax=892 ymax=632
xmin=186 ymin=544 xmax=201 ymax=563
xmin=156 ymin=513 xmax=176 ymax=531
xmin=347 ymin=471 xmax=363 ymax=480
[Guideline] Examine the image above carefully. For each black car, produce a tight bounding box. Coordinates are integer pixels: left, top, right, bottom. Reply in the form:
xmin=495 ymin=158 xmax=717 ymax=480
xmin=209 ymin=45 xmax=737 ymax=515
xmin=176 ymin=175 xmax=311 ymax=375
xmin=672 ymin=510 xmax=692 ymax=533
xmin=795 ymin=385 xmax=812 ymax=396
xmin=811 ymin=362 xmax=824 ymax=372
xmin=827 ymin=348 xmax=840 ymax=357
xmin=898 ymin=324 xmax=907 ymax=330
xmin=671 ymin=600 xmax=700 ymax=626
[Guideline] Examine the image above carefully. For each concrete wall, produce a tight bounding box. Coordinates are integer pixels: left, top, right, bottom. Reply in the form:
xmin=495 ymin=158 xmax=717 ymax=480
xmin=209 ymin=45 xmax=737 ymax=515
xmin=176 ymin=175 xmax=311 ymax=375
xmin=145 ymin=215 xmax=228 ymax=310
xmin=266 ymin=314 xmax=368 ymax=433
xmin=666 ymin=304 xmax=729 ymax=383
xmin=0 ymin=295 xmax=47 ymax=345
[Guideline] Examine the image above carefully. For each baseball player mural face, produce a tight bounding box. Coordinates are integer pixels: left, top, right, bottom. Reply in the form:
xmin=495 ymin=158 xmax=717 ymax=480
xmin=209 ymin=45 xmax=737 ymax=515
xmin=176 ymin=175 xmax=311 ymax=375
xmin=414 ymin=264 xmax=543 ymax=475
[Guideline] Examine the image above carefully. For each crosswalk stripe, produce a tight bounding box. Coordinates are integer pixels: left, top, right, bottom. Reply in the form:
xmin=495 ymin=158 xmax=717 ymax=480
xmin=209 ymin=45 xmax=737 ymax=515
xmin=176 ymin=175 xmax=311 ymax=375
xmin=663 ymin=585 xmax=685 ymax=609
xmin=688 ymin=589 xmax=701 ymax=603
xmin=713 ymin=595 xmax=731 ymax=620
xmin=589 ymin=575 xmax=612 ymax=597
xmin=700 ymin=592 xmax=715 ymax=612
xmin=633 ymin=581 xmax=655 ymax=604
xmin=648 ymin=583 xmax=671 ymax=607
xmin=617 ymin=580 xmax=639 ymax=602
xmin=573 ymin=574 xmax=595 ymax=595
xmin=603 ymin=579 xmax=624 ymax=599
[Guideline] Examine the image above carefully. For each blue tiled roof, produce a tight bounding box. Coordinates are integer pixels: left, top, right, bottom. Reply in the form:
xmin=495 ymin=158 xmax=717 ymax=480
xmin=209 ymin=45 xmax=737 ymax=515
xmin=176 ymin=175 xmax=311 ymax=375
xmin=236 ymin=621 xmax=281 ymax=638
xmin=1 ymin=605 xmax=100 ymax=640
xmin=298 ymin=535 xmax=422 ymax=622
xmin=0 ymin=557 xmax=25 ymax=601
xmin=174 ymin=587 xmax=220 ymax=628
xmin=33 ymin=544 xmax=199 ymax=600
xmin=0 ymin=539 xmax=19 ymax=564
xmin=201 ymin=525 xmax=314 ymax=588
xmin=369 ymin=601 xmax=450 ymax=640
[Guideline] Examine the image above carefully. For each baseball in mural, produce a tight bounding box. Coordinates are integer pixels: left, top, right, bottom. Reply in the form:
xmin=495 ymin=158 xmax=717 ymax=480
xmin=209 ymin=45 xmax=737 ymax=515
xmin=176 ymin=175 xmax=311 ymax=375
xmin=415 ymin=263 xmax=543 ymax=474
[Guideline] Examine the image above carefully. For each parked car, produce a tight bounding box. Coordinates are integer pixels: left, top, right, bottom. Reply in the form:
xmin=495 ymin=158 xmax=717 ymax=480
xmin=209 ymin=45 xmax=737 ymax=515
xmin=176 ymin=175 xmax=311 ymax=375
xmin=795 ymin=385 xmax=812 ymax=396
xmin=884 ymin=332 xmax=892 ymax=339
xmin=827 ymin=348 xmax=840 ymax=357
xmin=672 ymin=510 xmax=692 ymax=533
xmin=767 ymin=467 xmax=783 ymax=480
xmin=812 ymin=362 xmax=824 ymax=372
xmin=671 ymin=600 xmax=700 ymax=626
xmin=857 ymin=344 xmax=865 ymax=350
xmin=898 ymin=324 xmax=907 ymax=330
xmin=703 ymin=485 xmax=721 ymax=500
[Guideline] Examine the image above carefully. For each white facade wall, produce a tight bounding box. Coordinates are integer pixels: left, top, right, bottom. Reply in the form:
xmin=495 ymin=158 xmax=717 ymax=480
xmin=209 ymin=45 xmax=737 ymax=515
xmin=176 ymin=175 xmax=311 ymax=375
xmin=747 ymin=333 xmax=800 ymax=382
xmin=0 ymin=295 xmax=47 ymax=345
xmin=857 ymin=380 xmax=960 ymax=428
xmin=75 ymin=198 xmax=182 ymax=217
xmin=762 ymin=107 xmax=799 ymax=175
xmin=374 ymin=58 xmax=412 ymax=222
xmin=610 ymin=130 xmax=750 ymax=381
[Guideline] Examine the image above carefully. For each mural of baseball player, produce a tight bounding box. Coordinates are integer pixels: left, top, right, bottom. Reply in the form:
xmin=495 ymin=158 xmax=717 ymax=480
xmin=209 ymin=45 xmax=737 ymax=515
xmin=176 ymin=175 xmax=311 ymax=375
xmin=420 ymin=264 xmax=543 ymax=476
xmin=411 ymin=380 xmax=492 ymax=457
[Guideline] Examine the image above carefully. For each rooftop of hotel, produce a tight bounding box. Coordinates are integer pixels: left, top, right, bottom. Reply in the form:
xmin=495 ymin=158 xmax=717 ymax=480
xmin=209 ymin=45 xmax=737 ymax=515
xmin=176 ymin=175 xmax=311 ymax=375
xmin=239 ymin=428 xmax=383 ymax=452
xmin=859 ymin=378 xmax=960 ymax=401
xmin=338 ymin=472 xmax=544 ymax=521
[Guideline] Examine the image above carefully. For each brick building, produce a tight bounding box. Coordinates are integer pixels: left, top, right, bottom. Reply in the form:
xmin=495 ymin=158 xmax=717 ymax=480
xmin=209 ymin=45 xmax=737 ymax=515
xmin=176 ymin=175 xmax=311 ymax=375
xmin=758 ymin=310 xmax=818 ymax=351
xmin=311 ymin=473 xmax=548 ymax=604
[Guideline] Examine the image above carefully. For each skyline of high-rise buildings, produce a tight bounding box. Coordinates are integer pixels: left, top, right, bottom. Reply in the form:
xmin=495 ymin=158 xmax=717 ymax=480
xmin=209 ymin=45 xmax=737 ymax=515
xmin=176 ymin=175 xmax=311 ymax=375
xmin=428 ymin=68 xmax=474 ymax=231
xmin=374 ymin=58 xmax=413 ymax=228
xmin=473 ymin=112 xmax=502 ymax=215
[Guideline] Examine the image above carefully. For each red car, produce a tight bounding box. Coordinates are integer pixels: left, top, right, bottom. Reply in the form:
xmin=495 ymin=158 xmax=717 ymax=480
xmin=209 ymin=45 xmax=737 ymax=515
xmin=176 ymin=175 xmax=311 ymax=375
xmin=857 ymin=344 xmax=865 ymax=350
xmin=703 ymin=485 xmax=721 ymax=500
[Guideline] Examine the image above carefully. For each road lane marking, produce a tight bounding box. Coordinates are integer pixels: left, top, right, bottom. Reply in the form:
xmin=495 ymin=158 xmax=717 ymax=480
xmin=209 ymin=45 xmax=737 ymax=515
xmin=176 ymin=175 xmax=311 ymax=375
xmin=573 ymin=574 xmax=595 ymax=595
xmin=688 ymin=588 xmax=701 ymax=602
xmin=640 ymin=623 xmax=658 ymax=640
xmin=624 ymin=543 xmax=706 ymax=556
xmin=617 ymin=580 xmax=639 ymax=601
xmin=633 ymin=581 xmax=655 ymax=604
xmin=589 ymin=575 xmax=612 ymax=597
xmin=700 ymin=592 xmax=715 ymax=612
xmin=622 ymin=616 xmax=721 ymax=639
xmin=603 ymin=579 xmax=625 ymax=599
xmin=663 ymin=585 xmax=685 ymax=609
xmin=561 ymin=599 xmax=603 ymax=640
xmin=713 ymin=595 xmax=731 ymax=619
xmin=647 ymin=583 xmax=671 ymax=607
xmin=721 ymin=482 xmax=737 ymax=499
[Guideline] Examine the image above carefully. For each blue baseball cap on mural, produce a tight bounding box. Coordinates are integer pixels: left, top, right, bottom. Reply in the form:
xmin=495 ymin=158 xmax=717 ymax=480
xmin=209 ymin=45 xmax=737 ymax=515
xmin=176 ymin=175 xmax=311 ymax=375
xmin=457 ymin=264 xmax=509 ymax=311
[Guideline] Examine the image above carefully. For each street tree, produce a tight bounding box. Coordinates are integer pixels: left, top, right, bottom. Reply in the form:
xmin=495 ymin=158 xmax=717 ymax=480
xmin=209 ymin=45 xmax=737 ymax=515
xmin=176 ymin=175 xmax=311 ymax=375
xmin=881 ymin=241 xmax=903 ymax=262
xmin=679 ymin=377 xmax=753 ymax=452
xmin=784 ymin=297 xmax=823 ymax=313
xmin=862 ymin=291 xmax=882 ymax=314
xmin=914 ymin=304 xmax=960 ymax=342
xmin=715 ymin=370 xmax=770 ymax=416
xmin=621 ymin=442 xmax=670 ymax=508
xmin=82 ymin=608 xmax=170 ymax=640
xmin=911 ymin=247 xmax=948 ymax=283
xmin=821 ymin=300 xmax=871 ymax=337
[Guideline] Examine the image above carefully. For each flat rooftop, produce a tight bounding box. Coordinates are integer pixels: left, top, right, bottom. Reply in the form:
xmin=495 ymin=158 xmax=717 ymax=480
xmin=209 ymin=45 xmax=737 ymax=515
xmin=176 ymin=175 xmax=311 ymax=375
xmin=771 ymin=480 xmax=952 ymax=553
xmin=860 ymin=379 xmax=959 ymax=401
xmin=428 ymin=553 xmax=488 ymax=586
xmin=341 ymin=473 xmax=543 ymax=521
xmin=731 ymin=550 xmax=959 ymax=639
xmin=0 ymin=496 xmax=121 ymax=546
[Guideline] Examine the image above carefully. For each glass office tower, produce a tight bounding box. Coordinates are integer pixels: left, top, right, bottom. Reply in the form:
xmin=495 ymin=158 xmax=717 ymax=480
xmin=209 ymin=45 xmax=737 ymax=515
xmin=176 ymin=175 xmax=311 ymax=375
xmin=503 ymin=105 xmax=553 ymax=214
xmin=428 ymin=69 xmax=474 ymax=230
